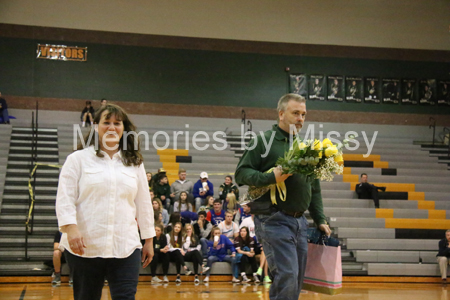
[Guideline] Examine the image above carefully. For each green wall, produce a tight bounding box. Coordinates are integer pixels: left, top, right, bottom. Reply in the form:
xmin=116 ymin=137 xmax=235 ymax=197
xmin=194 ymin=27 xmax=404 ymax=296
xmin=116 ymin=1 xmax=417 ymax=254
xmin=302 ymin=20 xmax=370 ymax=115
xmin=1 ymin=36 xmax=449 ymax=114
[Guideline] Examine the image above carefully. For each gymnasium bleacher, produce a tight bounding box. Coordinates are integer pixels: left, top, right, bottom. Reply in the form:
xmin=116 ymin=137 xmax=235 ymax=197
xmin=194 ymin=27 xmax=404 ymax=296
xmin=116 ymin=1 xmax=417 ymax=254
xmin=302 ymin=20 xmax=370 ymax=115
xmin=0 ymin=108 xmax=449 ymax=279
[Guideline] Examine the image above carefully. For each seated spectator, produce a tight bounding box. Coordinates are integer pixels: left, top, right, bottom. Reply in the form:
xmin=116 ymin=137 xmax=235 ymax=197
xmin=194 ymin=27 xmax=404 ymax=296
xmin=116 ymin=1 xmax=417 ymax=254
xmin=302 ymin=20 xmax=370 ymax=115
xmin=206 ymin=199 xmax=226 ymax=226
xmin=355 ymin=173 xmax=386 ymax=208
xmin=52 ymin=230 xmax=72 ymax=285
xmin=235 ymin=203 xmax=252 ymax=225
xmin=194 ymin=211 xmax=212 ymax=240
xmin=234 ymin=227 xmax=259 ymax=283
xmin=193 ymin=172 xmax=214 ymax=210
xmin=197 ymin=195 xmax=215 ymax=213
xmin=219 ymin=175 xmax=239 ymax=201
xmin=156 ymin=211 xmax=164 ymax=226
xmin=152 ymin=198 xmax=169 ymax=226
xmin=80 ymin=100 xmax=95 ymax=127
xmin=239 ymin=216 xmax=270 ymax=283
xmin=153 ymin=168 xmax=168 ymax=187
xmin=437 ymin=229 xmax=450 ymax=282
xmin=0 ymin=92 xmax=10 ymax=124
xmin=171 ymin=169 xmax=194 ymax=205
xmin=195 ymin=211 xmax=213 ymax=260
xmin=218 ymin=211 xmax=239 ymax=242
xmin=203 ymin=227 xmax=238 ymax=283
xmin=146 ymin=172 xmax=154 ymax=189
xmin=100 ymin=98 xmax=107 ymax=108
xmin=183 ymin=224 xmax=208 ymax=283
xmin=222 ymin=193 xmax=240 ymax=220
xmin=173 ymin=191 xmax=193 ymax=213
xmin=166 ymin=222 xmax=192 ymax=283
xmin=155 ymin=175 xmax=171 ymax=210
xmin=150 ymin=224 xmax=170 ymax=283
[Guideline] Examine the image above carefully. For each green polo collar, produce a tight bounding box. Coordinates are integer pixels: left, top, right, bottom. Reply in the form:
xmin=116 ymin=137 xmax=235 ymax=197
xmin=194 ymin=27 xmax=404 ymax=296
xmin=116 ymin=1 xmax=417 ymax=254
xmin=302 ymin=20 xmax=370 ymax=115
xmin=273 ymin=124 xmax=294 ymax=141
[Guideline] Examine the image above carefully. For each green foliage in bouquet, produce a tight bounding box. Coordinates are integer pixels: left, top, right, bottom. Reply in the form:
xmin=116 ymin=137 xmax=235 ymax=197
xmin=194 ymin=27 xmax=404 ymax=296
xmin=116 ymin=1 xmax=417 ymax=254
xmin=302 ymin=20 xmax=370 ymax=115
xmin=276 ymin=137 xmax=345 ymax=182
xmin=241 ymin=136 xmax=350 ymax=205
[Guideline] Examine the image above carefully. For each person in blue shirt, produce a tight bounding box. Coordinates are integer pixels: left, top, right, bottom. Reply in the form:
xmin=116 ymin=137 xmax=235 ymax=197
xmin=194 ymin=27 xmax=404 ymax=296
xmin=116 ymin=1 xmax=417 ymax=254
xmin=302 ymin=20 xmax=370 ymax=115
xmin=193 ymin=172 xmax=214 ymax=210
xmin=203 ymin=226 xmax=239 ymax=283
xmin=235 ymin=203 xmax=252 ymax=225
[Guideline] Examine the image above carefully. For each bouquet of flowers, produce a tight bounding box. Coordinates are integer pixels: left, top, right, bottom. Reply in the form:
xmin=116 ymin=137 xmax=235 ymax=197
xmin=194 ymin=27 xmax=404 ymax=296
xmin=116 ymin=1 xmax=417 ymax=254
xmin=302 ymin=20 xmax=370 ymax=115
xmin=242 ymin=137 xmax=347 ymax=205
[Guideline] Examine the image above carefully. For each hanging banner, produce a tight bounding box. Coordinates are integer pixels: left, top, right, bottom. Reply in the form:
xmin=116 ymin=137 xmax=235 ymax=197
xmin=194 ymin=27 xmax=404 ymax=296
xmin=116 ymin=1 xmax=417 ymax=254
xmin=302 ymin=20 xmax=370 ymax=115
xmin=345 ymin=76 xmax=363 ymax=103
xmin=364 ymin=77 xmax=380 ymax=103
xmin=382 ymin=78 xmax=400 ymax=104
xmin=419 ymin=79 xmax=436 ymax=105
xmin=401 ymin=79 xmax=417 ymax=105
xmin=437 ymin=80 xmax=450 ymax=105
xmin=327 ymin=75 xmax=344 ymax=102
xmin=308 ymin=75 xmax=326 ymax=100
xmin=37 ymin=44 xmax=88 ymax=61
xmin=289 ymin=74 xmax=307 ymax=97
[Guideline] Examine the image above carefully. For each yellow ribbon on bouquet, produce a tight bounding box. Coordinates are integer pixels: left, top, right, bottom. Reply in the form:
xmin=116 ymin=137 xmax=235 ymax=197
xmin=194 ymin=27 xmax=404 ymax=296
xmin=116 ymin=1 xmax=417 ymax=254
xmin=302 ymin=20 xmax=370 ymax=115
xmin=266 ymin=167 xmax=287 ymax=205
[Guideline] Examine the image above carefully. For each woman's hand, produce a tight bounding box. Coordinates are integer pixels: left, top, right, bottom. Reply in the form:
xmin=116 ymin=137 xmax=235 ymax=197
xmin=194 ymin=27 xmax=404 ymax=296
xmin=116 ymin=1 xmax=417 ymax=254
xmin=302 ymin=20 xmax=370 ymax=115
xmin=180 ymin=249 xmax=186 ymax=256
xmin=62 ymin=224 xmax=86 ymax=255
xmin=142 ymin=239 xmax=154 ymax=268
xmin=247 ymin=252 xmax=255 ymax=258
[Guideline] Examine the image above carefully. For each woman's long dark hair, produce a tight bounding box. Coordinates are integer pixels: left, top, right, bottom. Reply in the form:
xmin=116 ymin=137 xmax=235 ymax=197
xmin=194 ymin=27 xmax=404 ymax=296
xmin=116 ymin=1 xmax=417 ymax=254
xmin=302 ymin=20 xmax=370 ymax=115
xmin=77 ymin=104 xmax=143 ymax=167
xmin=176 ymin=191 xmax=188 ymax=211
xmin=169 ymin=222 xmax=184 ymax=248
xmin=168 ymin=212 xmax=181 ymax=226
xmin=236 ymin=226 xmax=252 ymax=249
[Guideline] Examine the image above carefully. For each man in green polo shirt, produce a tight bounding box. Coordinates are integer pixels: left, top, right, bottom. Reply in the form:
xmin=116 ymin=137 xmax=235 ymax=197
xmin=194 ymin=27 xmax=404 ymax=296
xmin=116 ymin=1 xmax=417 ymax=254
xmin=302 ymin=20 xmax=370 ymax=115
xmin=235 ymin=93 xmax=331 ymax=300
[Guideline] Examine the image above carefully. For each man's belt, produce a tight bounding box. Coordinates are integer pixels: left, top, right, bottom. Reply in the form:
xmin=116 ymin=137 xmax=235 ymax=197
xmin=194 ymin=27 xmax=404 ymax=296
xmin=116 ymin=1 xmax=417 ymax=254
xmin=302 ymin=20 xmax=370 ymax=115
xmin=279 ymin=210 xmax=304 ymax=218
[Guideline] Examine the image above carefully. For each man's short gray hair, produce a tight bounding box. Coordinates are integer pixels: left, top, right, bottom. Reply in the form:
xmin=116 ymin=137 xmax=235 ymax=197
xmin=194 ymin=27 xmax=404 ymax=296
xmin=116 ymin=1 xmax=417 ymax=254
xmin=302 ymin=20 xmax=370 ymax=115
xmin=277 ymin=93 xmax=306 ymax=113
xmin=446 ymin=229 xmax=450 ymax=234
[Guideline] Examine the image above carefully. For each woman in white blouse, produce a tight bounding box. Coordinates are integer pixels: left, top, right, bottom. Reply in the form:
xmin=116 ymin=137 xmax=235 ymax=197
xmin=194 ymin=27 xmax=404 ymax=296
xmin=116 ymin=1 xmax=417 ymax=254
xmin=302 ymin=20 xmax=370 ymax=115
xmin=56 ymin=104 xmax=155 ymax=300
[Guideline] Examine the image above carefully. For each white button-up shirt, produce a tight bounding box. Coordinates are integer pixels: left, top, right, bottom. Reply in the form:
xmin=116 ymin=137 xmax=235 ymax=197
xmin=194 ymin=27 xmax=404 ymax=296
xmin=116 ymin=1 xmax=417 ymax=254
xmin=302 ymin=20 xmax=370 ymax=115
xmin=56 ymin=146 xmax=155 ymax=258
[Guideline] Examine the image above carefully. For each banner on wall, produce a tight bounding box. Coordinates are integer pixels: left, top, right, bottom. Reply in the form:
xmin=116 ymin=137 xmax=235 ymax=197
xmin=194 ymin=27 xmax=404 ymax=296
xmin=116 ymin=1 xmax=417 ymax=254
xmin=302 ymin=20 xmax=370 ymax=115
xmin=289 ymin=74 xmax=307 ymax=97
xmin=364 ymin=77 xmax=380 ymax=103
xmin=401 ymin=79 xmax=417 ymax=105
xmin=382 ymin=78 xmax=400 ymax=104
xmin=437 ymin=80 xmax=450 ymax=105
xmin=308 ymin=75 xmax=326 ymax=100
xmin=419 ymin=79 xmax=436 ymax=105
xmin=345 ymin=76 xmax=362 ymax=103
xmin=327 ymin=75 xmax=344 ymax=102
xmin=37 ymin=44 xmax=88 ymax=61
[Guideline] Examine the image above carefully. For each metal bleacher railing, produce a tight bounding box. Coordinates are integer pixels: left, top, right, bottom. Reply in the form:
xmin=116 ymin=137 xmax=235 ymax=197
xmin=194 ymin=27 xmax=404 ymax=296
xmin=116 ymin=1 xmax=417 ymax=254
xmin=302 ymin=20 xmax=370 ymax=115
xmin=443 ymin=127 xmax=450 ymax=159
xmin=429 ymin=117 xmax=436 ymax=146
xmin=24 ymin=101 xmax=38 ymax=260
xmin=241 ymin=109 xmax=252 ymax=134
